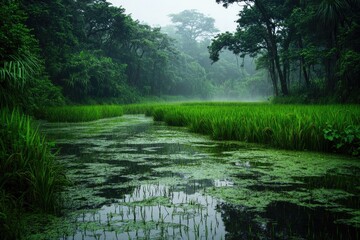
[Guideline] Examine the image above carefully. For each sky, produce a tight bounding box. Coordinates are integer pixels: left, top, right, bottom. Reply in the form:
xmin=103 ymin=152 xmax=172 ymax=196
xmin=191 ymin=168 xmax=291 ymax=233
xmin=107 ymin=0 xmax=242 ymax=32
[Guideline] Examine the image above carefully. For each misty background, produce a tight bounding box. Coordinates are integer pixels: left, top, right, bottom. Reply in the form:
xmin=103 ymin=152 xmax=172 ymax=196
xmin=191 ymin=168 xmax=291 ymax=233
xmin=2 ymin=0 xmax=359 ymax=113
xmin=109 ymin=0 xmax=240 ymax=32
xmin=108 ymin=0 xmax=271 ymax=101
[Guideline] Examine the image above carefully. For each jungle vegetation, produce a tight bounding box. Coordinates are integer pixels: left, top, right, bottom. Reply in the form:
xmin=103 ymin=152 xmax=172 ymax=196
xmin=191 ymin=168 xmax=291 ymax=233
xmin=1 ymin=0 xmax=360 ymax=238
xmin=210 ymin=0 xmax=360 ymax=103
xmin=3 ymin=0 xmax=359 ymax=112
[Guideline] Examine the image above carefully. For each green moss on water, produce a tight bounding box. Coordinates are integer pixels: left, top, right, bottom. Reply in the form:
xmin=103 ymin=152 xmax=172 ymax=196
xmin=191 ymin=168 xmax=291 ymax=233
xmin=122 ymin=196 xmax=171 ymax=207
xmin=335 ymin=212 xmax=360 ymax=228
xmin=24 ymin=214 xmax=75 ymax=240
xmin=208 ymin=187 xmax=283 ymax=211
xmin=37 ymin=115 xmax=360 ymax=239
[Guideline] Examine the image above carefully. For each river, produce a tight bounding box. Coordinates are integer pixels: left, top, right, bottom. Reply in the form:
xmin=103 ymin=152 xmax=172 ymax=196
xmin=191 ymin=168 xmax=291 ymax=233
xmin=39 ymin=115 xmax=360 ymax=240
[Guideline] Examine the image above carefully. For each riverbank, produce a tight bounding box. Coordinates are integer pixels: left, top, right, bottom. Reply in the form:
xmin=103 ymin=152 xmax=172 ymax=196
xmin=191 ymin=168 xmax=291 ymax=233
xmin=39 ymin=102 xmax=360 ymax=156
xmin=0 ymin=109 xmax=67 ymax=239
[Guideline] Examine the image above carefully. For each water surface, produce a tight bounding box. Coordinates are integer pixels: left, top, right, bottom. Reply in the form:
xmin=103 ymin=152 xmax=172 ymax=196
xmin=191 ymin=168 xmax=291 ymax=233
xmin=39 ymin=115 xmax=360 ymax=240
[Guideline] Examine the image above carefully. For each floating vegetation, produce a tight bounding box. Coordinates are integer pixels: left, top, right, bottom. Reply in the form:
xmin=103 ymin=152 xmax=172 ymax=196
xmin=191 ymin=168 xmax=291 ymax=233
xmin=32 ymin=115 xmax=360 ymax=239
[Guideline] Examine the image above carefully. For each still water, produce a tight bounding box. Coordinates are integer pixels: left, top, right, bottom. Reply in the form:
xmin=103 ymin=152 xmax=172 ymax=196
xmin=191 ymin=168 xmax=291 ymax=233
xmin=40 ymin=115 xmax=360 ymax=240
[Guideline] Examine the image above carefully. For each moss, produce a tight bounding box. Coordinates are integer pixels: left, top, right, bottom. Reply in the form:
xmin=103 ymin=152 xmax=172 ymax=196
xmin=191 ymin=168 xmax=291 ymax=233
xmin=122 ymin=196 xmax=172 ymax=207
xmin=35 ymin=114 xmax=360 ymax=239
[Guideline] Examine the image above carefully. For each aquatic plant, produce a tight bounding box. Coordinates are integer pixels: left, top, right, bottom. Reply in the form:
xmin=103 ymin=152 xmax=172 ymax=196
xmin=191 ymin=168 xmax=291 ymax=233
xmin=37 ymin=115 xmax=360 ymax=239
xmin=39 ymin=105 xmax=124 ymax=122
xmin=124 ymin=102 xmax=360 ymax=154
xmin=323 ymin=124 xmax=360 ymax=156
xmin=0 ymin=109 xmax=67 ymax=239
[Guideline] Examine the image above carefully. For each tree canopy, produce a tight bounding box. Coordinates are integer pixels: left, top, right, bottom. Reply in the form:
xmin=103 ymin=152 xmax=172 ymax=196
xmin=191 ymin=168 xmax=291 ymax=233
xmin=1 ymin=0 xmax=358 ymax=112
xmin=210 ymin=0 xmax=360 ymax=102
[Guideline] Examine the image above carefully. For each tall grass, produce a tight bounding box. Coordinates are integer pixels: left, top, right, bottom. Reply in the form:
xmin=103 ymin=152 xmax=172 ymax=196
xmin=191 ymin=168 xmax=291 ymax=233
xmin=38 ymin=105 xmax=124 ymax=122
xmin=123 ymin=103 xmax=156 ymax=116
xmin=38 ymin=102 xmax=359 ymax=154
xmin=125 ymin=102 xmax=360 ymax=154
xmin=0 ymin=109 xmax=67 ymax=239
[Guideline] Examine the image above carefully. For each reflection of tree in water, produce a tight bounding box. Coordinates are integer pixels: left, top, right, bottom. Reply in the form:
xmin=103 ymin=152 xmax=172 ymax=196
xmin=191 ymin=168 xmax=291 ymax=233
xmin=265 ymin=201 xmax=360 ymax=240
xmin=219 ymin=201 xmax=360 ymax=240
xmin=218 ymin=203 xmax=268 ymax=240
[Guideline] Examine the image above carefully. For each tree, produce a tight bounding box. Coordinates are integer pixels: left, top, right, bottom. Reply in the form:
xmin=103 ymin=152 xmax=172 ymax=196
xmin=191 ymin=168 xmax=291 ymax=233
xmin=169 ymin=10 xmax=219 ymax=55
xmin=210 ymin=0 xmax=295 ymax=95
xmin=20 ymin=0 xmax=77 ymax=82
xmin=62 ymin=51 xmax=129 ymax=101
xmin=212 ymin=0 xmax=360 ymax=101
xmin=0 ymin=0 xmax=63 ymax=112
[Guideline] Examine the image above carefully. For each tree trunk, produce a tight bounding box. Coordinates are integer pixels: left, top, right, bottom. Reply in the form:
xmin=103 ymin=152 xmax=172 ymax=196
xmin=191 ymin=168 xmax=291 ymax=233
xmin=326 ymin=29 xmax=339 ymax=92
xmin=273 ymin=39 xmax=288 ymax=95
xmin=269 ymin=57 xmax=278 ymax=96
xmin=298 ymin=37 xmax=310 ymax=88
xmin=256 ymin=0 xmax=288 ymax=95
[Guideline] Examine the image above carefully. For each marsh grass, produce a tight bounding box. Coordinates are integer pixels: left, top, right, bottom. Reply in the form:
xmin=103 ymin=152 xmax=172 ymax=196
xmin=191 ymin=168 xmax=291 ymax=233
xmin=39 ymin=102 xmax=359 ymax=154
xmin=124 ymin=102 xmax=360 ymax=154
xmin=123 ymin=103 xmax=155 ymax=116
xmin=0 ymin=109 xmax=67 ymax=239
xmin=39 ymin=105 xmax=124 ymax=122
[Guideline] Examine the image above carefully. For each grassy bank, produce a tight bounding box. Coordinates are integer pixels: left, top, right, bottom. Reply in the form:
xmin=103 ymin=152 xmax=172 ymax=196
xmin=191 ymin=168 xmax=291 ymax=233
xmin=39 ymin=102 xmax=360 ymax=155
xmin=38 ymin=105 xmax=124 ymax=122
xmin=0 ymin=109 xmax=67 ymax=239
xmin=124 ymin=102 xmax=360 ymax=155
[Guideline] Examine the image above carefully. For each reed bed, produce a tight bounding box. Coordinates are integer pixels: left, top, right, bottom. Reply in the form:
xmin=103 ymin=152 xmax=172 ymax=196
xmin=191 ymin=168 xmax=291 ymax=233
xmin=125 ymin=102 xmax=360 ymax=154
xmin=123 ymin=103 xmax=156 ymax=116
xmin=39 ymin=102 xmax=359 ymax=154
xmin=39 ymin=105 xmax=124 ymax=122
xmin=0 ymin=109 xmax=67 ymax=238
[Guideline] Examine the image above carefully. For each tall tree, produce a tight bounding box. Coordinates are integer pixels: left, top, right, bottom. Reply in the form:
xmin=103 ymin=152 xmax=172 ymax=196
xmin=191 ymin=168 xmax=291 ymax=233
xmin=210 ymin=0 xmax=293 ymax=95
xmin=169 ymin=10 xmax=219 ymax=55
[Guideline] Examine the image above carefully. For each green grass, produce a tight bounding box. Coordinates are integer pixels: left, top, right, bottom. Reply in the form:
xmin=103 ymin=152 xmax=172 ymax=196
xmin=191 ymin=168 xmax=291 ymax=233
xmin=124 ymin=102 xmax=360 ymax=155
xmin=38 ymin=105 xmax=124 ymax=122
xmin=39 ymin=102 xmax=360 ymax=155
xmin=0 ymin=109 xmax=67 ymax=239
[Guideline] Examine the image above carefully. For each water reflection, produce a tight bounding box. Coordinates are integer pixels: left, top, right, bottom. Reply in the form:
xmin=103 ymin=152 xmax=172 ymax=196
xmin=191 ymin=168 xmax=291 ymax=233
xmin=38 ymin=115 xmax=360 ymax=240
xmin=65 ymin=184 xmax=226 ymax=240
xmin=220 ymin=201 xmax=360 ymax=240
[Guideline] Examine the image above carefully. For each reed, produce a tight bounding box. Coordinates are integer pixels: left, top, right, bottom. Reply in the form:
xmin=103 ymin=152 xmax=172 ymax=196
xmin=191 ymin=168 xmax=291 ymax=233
xmin=123 ymin=103 xmax=156 ymax=116
xmin=39 ymin=105 xmax=124 ymax=122
xmin=0 ymin=109 xmax=67 ymax=238
xmin=124 ymin=102 xmax=360 ymax=154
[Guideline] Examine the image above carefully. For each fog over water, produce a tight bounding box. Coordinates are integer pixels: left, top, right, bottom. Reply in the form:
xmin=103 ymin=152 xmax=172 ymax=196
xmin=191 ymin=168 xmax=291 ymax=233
xmin=108 ymin=0 xmax=241 ymax=32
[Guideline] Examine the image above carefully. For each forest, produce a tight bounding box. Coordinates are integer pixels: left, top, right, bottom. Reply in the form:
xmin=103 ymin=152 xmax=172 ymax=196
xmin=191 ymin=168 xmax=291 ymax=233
xmin=1 ymin=0 xmax=360 ymax=114
xmin=1 ymin=0 xmax=360 ymax=239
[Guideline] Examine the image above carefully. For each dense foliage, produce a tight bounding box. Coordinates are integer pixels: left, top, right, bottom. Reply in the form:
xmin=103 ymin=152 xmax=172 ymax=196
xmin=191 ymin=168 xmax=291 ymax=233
xmin=1 ymin=1 xmax=359 ymax=238
xmin=210 ymin=0 xmax=360 ymax=102
xmin=1 ymin=0 xmax=272 ymax=111
xmin=1 ymin=0 xmax=359 ymax=111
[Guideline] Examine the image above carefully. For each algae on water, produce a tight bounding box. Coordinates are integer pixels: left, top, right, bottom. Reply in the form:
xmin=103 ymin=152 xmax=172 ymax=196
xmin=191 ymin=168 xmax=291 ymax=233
xmin=32 ymin=115 xmax=360 ymax=239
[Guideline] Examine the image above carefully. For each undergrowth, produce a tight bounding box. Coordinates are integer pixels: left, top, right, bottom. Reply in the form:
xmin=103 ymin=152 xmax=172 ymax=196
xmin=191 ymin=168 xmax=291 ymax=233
xmin=0 ymin=109 xmax=67 ymax=239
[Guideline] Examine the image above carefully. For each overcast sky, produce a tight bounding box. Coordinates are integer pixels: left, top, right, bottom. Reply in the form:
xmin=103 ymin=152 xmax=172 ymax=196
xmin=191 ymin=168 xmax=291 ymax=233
xmin=107 ymin=0 xmax=242 ymax=32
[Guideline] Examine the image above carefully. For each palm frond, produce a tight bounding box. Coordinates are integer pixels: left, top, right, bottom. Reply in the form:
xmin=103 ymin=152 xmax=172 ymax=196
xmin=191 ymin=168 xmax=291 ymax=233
xmin=0 ymin=53 xmax=40 ymax=89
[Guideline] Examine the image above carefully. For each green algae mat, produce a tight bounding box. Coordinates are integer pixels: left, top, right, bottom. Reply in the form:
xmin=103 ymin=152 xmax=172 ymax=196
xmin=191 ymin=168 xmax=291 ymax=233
xmin=35 ymin=115 xmax=360 ymax=240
